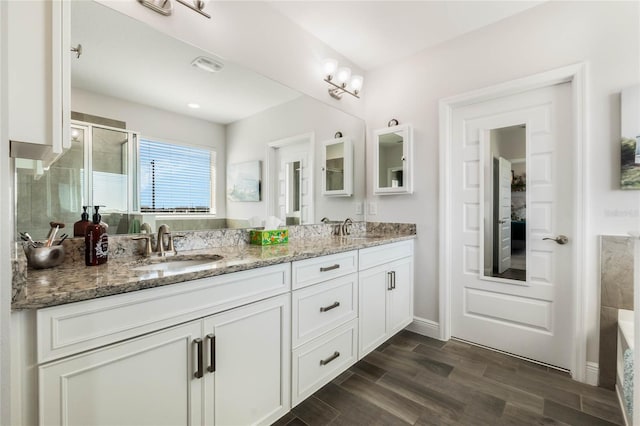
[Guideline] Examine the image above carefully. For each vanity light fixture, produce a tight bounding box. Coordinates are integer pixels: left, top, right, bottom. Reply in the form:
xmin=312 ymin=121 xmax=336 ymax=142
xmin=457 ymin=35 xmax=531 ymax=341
xmin=176 ymin=0 xmax=211 ymax=19
xmin=138 ymin=0 xmax=211 ymax=19
xmin=323 ymin=58 xmax=363 ymax=100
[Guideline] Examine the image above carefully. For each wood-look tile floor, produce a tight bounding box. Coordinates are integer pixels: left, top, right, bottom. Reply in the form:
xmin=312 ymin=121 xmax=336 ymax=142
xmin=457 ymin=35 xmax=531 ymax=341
xmin=274 ymin=330 xmax=624 ymax=426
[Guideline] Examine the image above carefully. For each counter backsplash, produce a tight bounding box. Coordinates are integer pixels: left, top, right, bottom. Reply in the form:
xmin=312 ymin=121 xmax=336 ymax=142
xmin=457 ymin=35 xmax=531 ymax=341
xmin=11 ymin=221 xmax=416 ymax=306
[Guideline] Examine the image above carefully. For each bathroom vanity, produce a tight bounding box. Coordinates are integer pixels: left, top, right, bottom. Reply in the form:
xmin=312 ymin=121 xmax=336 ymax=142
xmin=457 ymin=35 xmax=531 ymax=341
xmin=11 ymin=230 xmax=415 ymax=426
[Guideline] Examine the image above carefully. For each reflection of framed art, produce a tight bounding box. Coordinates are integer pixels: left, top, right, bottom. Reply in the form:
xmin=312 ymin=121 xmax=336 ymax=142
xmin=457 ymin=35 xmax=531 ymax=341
xmin=227 ymin=161 xmax=261 ymax=202
xmin=621 ymin=85 xmax=640 ymax=189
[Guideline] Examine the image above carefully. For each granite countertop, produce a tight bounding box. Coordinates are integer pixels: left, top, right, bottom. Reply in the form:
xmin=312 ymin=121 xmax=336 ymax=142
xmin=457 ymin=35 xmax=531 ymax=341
xmin=12 ymin=233 xmax=416 ymax=310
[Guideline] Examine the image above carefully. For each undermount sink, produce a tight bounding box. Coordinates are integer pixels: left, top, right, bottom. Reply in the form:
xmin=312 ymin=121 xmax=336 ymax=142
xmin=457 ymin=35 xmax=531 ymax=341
xmin=133 ymin=255 xmax=223 ymax=273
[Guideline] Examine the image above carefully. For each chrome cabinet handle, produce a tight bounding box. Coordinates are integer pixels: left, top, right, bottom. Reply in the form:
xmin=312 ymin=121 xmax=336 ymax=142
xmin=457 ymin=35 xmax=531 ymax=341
xmin=392 ymin=271 xmax=396 ymax=289
xmin=193 ymin=338 xmax=203 ymax=379
xmin=320 ymin=301 xmax=340 ymax=312
xmin=320 ymin=351 xmax=340 ymax=366
xmin=387 ymin=271 xmax=393 ymax=290
xmin=320 ymin=264 xmax=340 ymax=272
xmin=206 ymin=334 xmax=215 ymax=373
xmin=543 ymin=235 xmax=569 ymax=245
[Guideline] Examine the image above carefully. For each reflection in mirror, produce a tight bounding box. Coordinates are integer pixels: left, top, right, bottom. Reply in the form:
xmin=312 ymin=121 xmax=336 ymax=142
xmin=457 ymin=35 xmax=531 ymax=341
xmin=378 ymin=132 xmax=404 ymax=189
xmin=326 ymin=141 xmax=345 ymax=192
xmin=483 ymin=124 xmax=526 ymax=282
xmin=14 ymin=1 xmax=365 ymax=239
xmin=268 ymin=133 xmax=314 ymax=226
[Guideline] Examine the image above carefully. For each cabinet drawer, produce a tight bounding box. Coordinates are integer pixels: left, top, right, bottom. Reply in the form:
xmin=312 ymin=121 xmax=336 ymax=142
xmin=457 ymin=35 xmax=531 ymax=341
xmin=292 ymin=250 xmax=357 ymax=289
xmin=37 ymin=263 xmax=290 ymax=363
xmin=292 ymin=319 xmax=358 ymax=406
xmin=359 ymin=240 xmax=413 ymax=271
xmin=292 ymin=274 xmax=357 ymax=348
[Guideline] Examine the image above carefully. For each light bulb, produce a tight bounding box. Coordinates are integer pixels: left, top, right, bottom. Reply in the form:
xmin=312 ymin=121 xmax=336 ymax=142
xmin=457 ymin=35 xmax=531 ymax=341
xmin=71 ymin=129 xmax=80 ymax=139
xmin=350 ymin=75 xmax=364 ymax=93
xmin=323 ymin=58 xmax=338 ymax=78
xmin=336 ymin=67 xmax=351 ymax=85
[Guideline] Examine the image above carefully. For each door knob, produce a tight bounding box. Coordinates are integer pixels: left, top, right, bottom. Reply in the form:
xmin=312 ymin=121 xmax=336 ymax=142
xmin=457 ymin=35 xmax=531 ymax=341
xmin=543 ymin=235 xmax=568 ymax=245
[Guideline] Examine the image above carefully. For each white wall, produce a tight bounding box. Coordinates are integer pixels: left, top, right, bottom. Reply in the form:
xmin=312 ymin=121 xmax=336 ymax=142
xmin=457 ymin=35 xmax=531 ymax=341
xmin=364 ymin=1 xmax=640 ymax=364
xmin=226 ymin=95 xmax=365 ymax=222
xmin=72 ymin=88 xmax=227 ymax=217
xmin=96 ymin=1 xmax=365 ymax=120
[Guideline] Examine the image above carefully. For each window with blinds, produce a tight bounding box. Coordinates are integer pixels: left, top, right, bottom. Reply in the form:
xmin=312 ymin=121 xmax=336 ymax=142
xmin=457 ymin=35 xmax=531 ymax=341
xmin=139 ymin=139 xmax=215 ymax=214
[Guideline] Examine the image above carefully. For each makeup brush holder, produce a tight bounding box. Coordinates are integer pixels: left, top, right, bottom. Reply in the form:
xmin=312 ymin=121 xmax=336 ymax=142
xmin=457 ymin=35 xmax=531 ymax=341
xmin=25 ymin=245 xmax=65 ymax=269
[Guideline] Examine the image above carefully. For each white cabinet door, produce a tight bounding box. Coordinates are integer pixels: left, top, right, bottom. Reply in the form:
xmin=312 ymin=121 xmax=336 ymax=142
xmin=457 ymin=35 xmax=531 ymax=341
xmin=358 ymin=264 xmax=389 ymax=357
xmin=359 ymin=255 xmax=414 ymax=359
xmin=387 ymin=257 xmax=414 ymax=335
xmin=8 ymin=0 xmax=69 ymax=164
xmin=39 ymin=321 xmax=204 ymax=426
xmin=205 ymin=294 xmax=290 ymax=426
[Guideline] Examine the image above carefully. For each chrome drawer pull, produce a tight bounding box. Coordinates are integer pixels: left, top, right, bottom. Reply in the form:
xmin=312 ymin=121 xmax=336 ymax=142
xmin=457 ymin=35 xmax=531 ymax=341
xmin=320 ymin=264 xmax=340 ymax=272
xmin=320 ymin=351 xmax=340 ymax=366
xmin=320 ymin=301 xmax=340 ymax=312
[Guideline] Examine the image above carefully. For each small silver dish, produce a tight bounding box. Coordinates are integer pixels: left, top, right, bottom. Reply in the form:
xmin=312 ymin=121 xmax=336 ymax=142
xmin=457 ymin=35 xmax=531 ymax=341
xmin=25 ymin=245 xmax=65 ymax=269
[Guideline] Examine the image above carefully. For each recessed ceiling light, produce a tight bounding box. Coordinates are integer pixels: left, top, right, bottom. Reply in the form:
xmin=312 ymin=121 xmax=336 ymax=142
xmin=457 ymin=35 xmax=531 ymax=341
xmin=187 ymin=103 xmax=200 ymax=109
xmin=191 ymin=56 xmax=224 ymax=73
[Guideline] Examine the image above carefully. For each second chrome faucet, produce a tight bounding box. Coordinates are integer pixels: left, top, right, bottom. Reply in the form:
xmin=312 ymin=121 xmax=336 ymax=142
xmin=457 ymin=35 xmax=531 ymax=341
xmin=134 ymin=224 xmax=181 ymax=256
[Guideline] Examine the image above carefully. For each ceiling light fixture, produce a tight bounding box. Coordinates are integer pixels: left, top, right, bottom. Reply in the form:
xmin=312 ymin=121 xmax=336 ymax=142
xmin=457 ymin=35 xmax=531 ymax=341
xmin=191 ymin=56 xmax=224 ymax=73
xmin=187 ymin=103 xmax=201 ymax=109
xmin=323 ymin=58 xmax=363 ymax=100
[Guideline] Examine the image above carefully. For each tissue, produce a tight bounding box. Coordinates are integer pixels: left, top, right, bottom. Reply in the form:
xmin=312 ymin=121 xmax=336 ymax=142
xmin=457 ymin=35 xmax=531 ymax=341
xmin=264 ymin=216 xmax=282 ymax=230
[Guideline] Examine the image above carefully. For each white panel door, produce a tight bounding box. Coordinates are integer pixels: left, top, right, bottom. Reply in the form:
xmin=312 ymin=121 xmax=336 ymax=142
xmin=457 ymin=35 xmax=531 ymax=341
xmin=274 ymin=141 xmax=312 ymax=224
xmin=205 ymin=294 xmax=290 ymax=426
xmin=451 ymin=83 xmax=573 ymax=369
xmin=39 ymin=321 xmax=204 ymax=426
xmin=497 ymin=157 xmax=512 ymax=273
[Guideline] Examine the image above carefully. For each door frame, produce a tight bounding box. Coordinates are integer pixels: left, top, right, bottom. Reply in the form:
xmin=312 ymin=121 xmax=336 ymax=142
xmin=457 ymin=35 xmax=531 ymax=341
xmin=266 ymin=132 xmax=315 ymax=224
xmin=438 ymin=63 xmax=588 ymax=381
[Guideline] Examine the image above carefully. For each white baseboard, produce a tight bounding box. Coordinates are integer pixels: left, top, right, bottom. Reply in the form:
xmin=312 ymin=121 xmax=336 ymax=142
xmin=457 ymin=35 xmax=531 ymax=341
xmin=405 ymin=316 xmax=442 ymax=340
xmin=585 ymin=361 xmax=599 ymax=386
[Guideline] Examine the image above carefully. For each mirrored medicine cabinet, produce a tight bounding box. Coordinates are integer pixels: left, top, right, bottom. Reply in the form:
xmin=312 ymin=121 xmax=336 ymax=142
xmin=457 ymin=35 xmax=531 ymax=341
xmin=373 ymin=124 xmax=413 ymax=195
xmin=321 ymin=137 xmax=353 ymax=197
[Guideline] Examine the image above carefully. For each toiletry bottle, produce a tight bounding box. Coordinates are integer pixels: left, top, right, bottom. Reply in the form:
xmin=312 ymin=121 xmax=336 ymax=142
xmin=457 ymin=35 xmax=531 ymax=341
xmin=85 ymin=206 xmax=108 ymax=266
xmin=74 ymin=206 xmax=91 ymax=237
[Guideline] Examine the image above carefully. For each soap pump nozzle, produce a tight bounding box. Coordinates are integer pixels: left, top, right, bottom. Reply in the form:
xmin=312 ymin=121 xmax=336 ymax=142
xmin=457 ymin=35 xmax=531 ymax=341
xmin=92 ymin=205 xmax=103 ymax=224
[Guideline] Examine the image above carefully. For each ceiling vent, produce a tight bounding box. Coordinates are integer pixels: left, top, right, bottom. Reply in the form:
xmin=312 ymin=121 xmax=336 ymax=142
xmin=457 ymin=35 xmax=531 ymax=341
xmin=191 ymin=56 xmax=224 ymax=73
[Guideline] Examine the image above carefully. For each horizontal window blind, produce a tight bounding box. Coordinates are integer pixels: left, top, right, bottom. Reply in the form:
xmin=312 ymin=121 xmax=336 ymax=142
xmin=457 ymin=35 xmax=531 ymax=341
xmin=139 ymin=139 xmax=213 ymax=213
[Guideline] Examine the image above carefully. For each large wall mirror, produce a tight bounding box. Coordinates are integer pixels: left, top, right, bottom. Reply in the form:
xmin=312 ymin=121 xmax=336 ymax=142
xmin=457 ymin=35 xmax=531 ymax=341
xmin=482 ymin=124 xmax=526 ymax=282
xmin=15 ymin=1 xmax=365 ymax=239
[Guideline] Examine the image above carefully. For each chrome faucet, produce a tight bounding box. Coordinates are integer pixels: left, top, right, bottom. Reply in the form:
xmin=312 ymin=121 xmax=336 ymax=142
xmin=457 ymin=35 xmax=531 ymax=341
xmin=339 ymin=218 xmax=353 ymax=236
xmin=157 ymin=224 xmax=171 ymax=256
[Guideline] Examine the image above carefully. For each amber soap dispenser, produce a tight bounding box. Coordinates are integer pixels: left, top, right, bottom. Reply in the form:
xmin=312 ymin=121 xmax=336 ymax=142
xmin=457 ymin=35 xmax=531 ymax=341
xmin=74 ymin=206 xmax=91 ymax=237
xmin=85 ymin=206 xmax=108 ymax=266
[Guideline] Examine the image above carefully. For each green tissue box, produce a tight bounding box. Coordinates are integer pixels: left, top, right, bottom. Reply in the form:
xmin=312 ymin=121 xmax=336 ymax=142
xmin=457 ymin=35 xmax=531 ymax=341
xmin=250 ymin=229 xmax=288 ymax=245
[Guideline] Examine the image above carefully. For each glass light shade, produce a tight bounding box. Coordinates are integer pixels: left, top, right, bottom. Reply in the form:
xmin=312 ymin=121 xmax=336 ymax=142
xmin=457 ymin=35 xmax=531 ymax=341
xmin=350 ymin=75 xmax=364 ymax=92
xmin=323 ymin=58 xmax=338 ymax=77
xmin=336 ymin=67 xmax=352 ymax=85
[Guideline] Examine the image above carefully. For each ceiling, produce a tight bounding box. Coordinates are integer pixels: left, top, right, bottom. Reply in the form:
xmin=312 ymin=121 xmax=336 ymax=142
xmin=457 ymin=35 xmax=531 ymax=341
xmin=267 ymin=1 xmax=546 ymax=71
xmin=71 ymin=1 xmax=545 ymax=125
xmin=71 ymin=1 xmax=301 ymax=125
